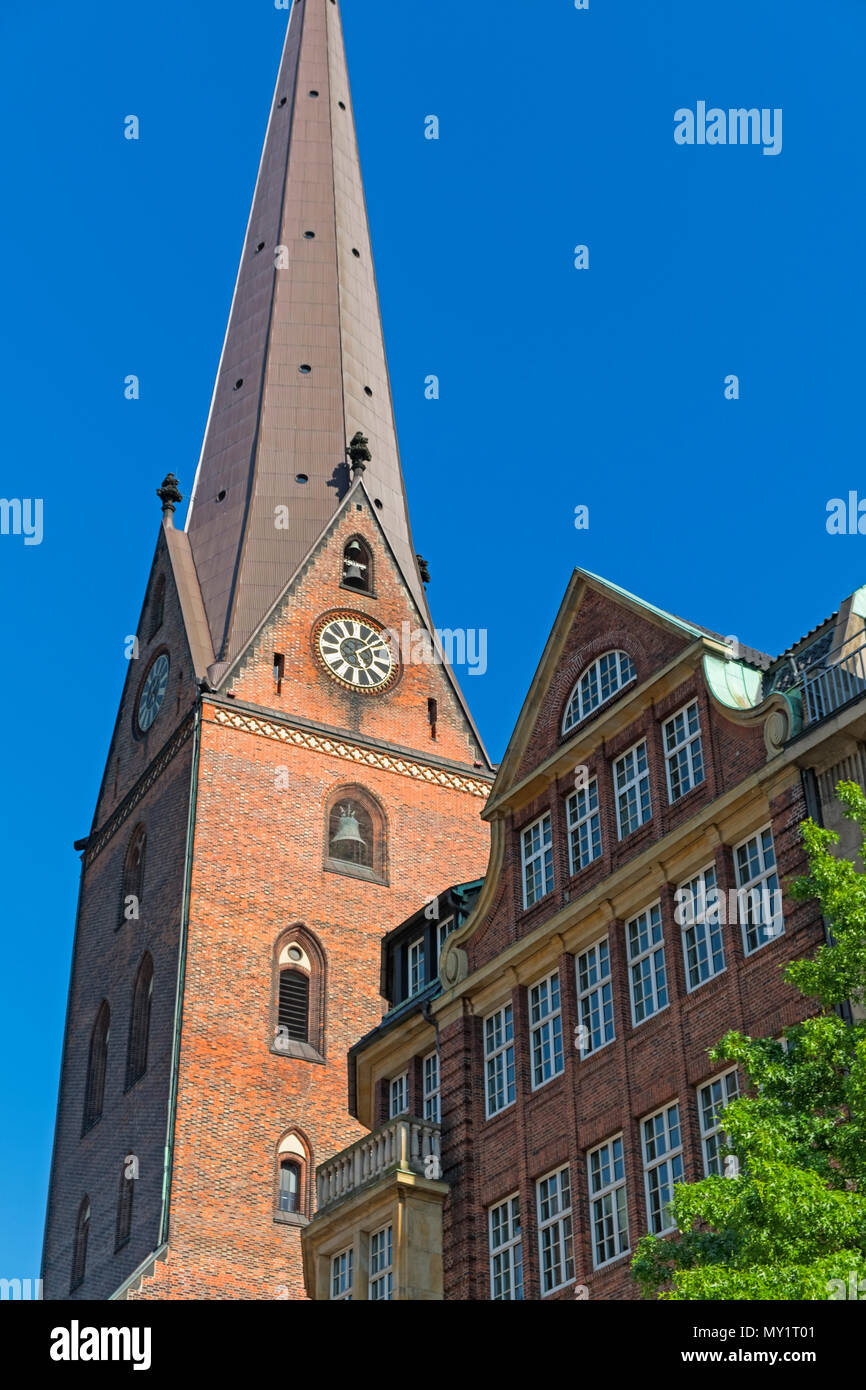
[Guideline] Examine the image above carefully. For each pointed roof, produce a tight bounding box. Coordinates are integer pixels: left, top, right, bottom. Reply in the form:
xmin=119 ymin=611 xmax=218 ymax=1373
xmin=185 ymin=0 xmax=427 ymax=664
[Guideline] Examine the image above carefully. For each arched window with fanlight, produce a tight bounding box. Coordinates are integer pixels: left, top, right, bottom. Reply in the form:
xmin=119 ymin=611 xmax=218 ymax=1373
xmin=275 ymin=1131 xmax=312 ymax=1223
xmin=272 ymin=929 xmax=326 ymax=1062
xmin=562 ymin=650 xmax=637 ymax=733
xmin=70 ymin=1197 xmax=91 ymax=1292
xmin=325 ymin=784 xmax=387 ymax=883
xmin=125 ymin=954 xmax=153 ymax=1090
xmin=82 ymin=1003 xmax=110 ymax=1134
xmin=341 ymin=536 xmax=373 ymax=594
xmin=120 ymin=824 xmax=146 ymax=926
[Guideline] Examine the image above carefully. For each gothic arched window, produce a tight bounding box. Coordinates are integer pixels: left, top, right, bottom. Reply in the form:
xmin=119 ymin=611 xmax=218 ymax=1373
xmin=70 ymin=1197 xmax=91 ymax=1292
xmin=272 ymin=930 xmax=326 ymax=1062
xmin=125 ymin=954 xmax=153 ymax=1090
xmin=115 ymin=1159 xmax=135 ymax=1250
xmin=325 ymin=785 xmax=387 ymax=883
xmin=120 ymin=824 xmax=146 ymax=926
xmin=275 ymin=1130 xmax=312 ymax=1222
xmin=562 ymin=649 xmax=637 ymax=733
xmin=342 ymin=536 xmax=373 ymax=594
xmin=82 ymin=1003 xmax=110 ymax=1134
xmin=148 ymin=574 xmax=166 ymax=641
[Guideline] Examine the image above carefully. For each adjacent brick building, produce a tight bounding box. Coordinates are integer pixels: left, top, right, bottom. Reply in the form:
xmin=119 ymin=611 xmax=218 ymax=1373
xmin=41 ymin=0 xmax=492 ymax=1301
xmin=302 ymin=571 xmax=866 ymax=1300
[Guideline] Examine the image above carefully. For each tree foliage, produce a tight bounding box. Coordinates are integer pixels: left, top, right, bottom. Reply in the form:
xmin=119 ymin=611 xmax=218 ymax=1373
xmin=631 ymin=781 xmax=866 ymax=1300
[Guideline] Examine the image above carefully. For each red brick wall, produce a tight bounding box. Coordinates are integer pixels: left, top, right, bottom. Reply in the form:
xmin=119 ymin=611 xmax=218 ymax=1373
xmin=437 ymin=596 xmax=825 ymax=1302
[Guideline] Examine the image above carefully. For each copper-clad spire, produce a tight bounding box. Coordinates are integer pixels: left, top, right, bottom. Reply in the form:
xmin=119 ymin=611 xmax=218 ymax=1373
xmin=185 ymin=0 xmax=426 ymax=663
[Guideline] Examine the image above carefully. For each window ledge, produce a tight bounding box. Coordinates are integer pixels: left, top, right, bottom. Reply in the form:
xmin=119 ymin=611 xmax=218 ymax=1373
xmin=273 ymin=1211 xmax=309 ymax=1227
xmin=269 ymin=1041 xmax=326 ymax=1065
xmin=324 ymin=859 xmax=388 ymax=887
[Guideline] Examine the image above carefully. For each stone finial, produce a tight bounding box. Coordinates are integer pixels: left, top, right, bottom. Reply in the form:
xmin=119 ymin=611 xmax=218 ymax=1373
xmin=157 ymin=473 xmax=183 ymax=524
xmin=347 ymin=431 xmax=371 ymax=479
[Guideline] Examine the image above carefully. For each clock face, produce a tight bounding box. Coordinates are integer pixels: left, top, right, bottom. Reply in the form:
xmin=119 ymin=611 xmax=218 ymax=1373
xmin=137 ymin=653 xmax=170 ymax=733
xmin=314 ymin=613 xmax=397 ymax=693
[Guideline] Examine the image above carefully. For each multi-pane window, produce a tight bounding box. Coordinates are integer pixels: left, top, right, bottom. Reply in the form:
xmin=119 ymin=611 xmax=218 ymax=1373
xmin=663 ymin=701 xmax=705 ymax=803
xmin=529 ymin=972 xmax=563 ymax=1089
xmin=642 ymin=1103 xmax=684 ymax=1235
xmin=734 ymin=827 xmax=783 ymax=955
xmin=626 ymin=903 xmax=668 ymax=1025
xmin=587 ymin=1136 xmax=630 ymax=1269
xmin=70 ymin=1197 xmax=91 ymax=1293
xmin=678 ymin=864 xmax=726 ymax=991
xmin=331 ymin=1247 xmax=353 ymax=1300
xmin=83 ymin=1003 xmax=110 ymax=1134
xmin=489 ymin=1194 xmax=523 ymax=1301
xmin=536 ymin=1166 xmax=575 ymax=1294
xmin=278 ymin=1159 xmax=301 ymax=1214
xmin=566 ymin=780 xmax=602 ymax=874
xmin=407 ymin=939 xmax=425 ymax=996
xmin=484 ymin=1004 xmax=515 ymax=1118
xmin=389 ymin=1072 xmax=408 ymax=1118
xmin=698 ymin=1070 xmax=740 ymax=1176
xmin=436 ymin=916 xmax=456 ymax=957
xmin=126 ymin=954 xmax=153 ymax=1089
xmin=423 ymin=1050 xmax=440 ymax=1123
xmin=563 ymin=650 xmax=637 ymax=732
xmin=614 ymin=741 xmax=652 ymax=839
xmin=369 ymin=1225 xmax=393 ymax=1300
xmin=575 ymin=939 xmax=614 ymax=1057
xmin=115 ymin=1162 xmax=134 ymax=1251
xmin=521 ymin=814 xmax=554 ymax=908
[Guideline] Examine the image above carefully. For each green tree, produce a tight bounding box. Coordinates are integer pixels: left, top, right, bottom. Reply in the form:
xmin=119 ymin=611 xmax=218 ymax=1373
xmin=631 ymin=781 xmax=866 ymax=1301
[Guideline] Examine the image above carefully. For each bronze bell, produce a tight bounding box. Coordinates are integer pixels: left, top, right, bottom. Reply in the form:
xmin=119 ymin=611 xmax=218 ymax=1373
xmin=332 ymin=805 xmax=367 ymax=860
xmin=344 ymin=543 xmax=367 ymax=584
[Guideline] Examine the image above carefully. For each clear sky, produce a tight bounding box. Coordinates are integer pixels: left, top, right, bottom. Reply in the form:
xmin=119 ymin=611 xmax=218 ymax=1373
xmin=1 ymin=0 xmax=864 ymax=1280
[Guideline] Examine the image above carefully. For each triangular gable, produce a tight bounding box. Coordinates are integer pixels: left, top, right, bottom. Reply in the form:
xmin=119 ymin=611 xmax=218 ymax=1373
xmin=492 ymin=568 xmax=725 ymax=802
xmin=215 ymin=478 xmax=493 ymax=771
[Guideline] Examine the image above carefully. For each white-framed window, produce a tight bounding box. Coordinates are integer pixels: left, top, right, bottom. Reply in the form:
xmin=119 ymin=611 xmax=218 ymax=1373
xmin=698 ymin=1069 xmax=740 ymax=1176
xmin=587 ymin=1135 xmax=630 ymax=1269
xmin=389 ymin=1072 xmax=408 ymax=1118
xmin=369 ymin=1225 xmax=393 ymax=1301
xmin=642 ymin=1102 xmax=684 ymax=1235
xmin=489 ymin=1194 xmax=523 ymax=1301
xmin=407 ymin=938 xmax=425 ymax=996
xmin=575 ymin=938 xmax=614 ymax=1057
xmin=423 ymin=1050 xmax=440 ymax=1123
xmin=566 ymin=779 xmax=602 ymax=874
xmin=436 ymin=916 xmax=456 ymax=957
xmin=614 ymin=740 xmax=652 ymax=839
xmin=626 ymin=903 xmax=668 ymax=1025
xmin=536 ymin=1165 xmax=575 ymax=1294
xmin=678 ymin=864 xmax=726 ymax=991
xmin=663 ymin=701 xmax=705 ymax=803
xmin=529 ymin=971 xmax=563 ymax=1089
xmin=563 ymin=650 xmax=637 ymax=733
xmin=484 ymin=1004 xmax=515 ymax=1118
xmin=521 ymin=813 xmax=554 ymax=908
xmin=330 ymin=1247 xmax=353 ymax=1300
xmin=734 ymin=827 xmax=783 ymax=955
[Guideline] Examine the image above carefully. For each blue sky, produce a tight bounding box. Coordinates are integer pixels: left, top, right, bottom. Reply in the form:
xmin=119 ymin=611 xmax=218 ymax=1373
xmin=1 ymin=0 xmax=864 ymax=1278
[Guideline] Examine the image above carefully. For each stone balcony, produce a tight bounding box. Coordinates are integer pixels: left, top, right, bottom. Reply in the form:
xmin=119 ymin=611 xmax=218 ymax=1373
xmin=302 ymin=1116 xmax=447 ymax=1300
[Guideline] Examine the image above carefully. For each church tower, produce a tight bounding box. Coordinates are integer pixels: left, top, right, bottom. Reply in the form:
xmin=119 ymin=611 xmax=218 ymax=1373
xmin=42 ymin=0 xmax=492 ymax=1301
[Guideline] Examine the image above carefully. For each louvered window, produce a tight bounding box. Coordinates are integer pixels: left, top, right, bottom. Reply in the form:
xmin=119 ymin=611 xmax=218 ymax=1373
xmin=278 ymin=970 xmax=310 ymax=1043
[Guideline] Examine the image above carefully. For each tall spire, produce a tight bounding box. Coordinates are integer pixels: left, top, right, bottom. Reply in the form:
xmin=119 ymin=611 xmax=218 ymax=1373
xmin=185 ymin=0 xmax=426 ymax=664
